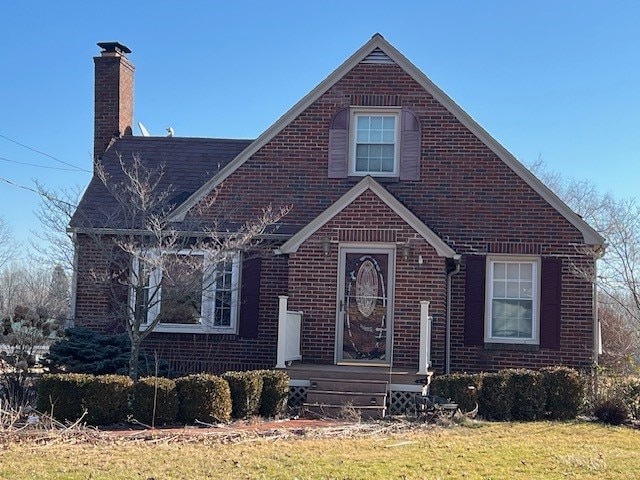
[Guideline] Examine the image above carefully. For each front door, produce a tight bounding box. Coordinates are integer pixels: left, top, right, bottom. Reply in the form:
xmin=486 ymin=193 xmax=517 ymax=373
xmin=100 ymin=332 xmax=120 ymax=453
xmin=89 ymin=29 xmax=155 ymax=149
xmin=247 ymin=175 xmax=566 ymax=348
xmin=337 ymin=247 xmax=394 ymax=364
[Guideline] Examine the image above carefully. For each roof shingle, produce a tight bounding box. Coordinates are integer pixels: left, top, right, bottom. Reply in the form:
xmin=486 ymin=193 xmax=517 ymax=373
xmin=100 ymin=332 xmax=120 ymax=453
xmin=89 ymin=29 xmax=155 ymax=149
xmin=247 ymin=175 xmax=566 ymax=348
xmin=70 ymin=136 xmax=253 ymax=229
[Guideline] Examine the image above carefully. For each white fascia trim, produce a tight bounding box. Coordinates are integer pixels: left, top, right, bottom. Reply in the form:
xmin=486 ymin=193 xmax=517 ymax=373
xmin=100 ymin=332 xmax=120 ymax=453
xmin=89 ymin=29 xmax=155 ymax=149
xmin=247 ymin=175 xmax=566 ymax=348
xmin=168 ymin=34 xmax=603 ymax=248
xmin=279 ymin=176 xmax=455 ymax=258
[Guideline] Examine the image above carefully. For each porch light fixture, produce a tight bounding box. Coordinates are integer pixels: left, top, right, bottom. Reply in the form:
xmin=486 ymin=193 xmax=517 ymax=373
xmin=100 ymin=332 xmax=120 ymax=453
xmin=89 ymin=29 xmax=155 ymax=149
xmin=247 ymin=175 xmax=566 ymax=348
xmin=322 ymin=237 xmax=331 ymax=256
xmin=402 ymin=242 xmax=411 ymax=261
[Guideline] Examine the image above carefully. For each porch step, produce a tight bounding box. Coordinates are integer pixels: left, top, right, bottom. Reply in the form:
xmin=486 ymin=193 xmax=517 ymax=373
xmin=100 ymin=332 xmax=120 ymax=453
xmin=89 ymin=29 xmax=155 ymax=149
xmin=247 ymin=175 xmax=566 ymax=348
xmin=309 ymin=377 xmax=388 ymax=393
xmin=303 ymin=377 xmax=388 ymax=419
xmin=306 ymin=390 xmax=387 ymax=407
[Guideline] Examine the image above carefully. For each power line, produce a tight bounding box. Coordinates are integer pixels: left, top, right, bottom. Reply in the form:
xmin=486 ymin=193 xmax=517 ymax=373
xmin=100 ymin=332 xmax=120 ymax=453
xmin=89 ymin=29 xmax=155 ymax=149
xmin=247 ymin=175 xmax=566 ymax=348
xmin=0 ymin=156 xmax=85 ymax=172
xmin=0 ymin=133 xmax=90 ymax=172
xmin=0 ymin=175 xmax=78 ymax=208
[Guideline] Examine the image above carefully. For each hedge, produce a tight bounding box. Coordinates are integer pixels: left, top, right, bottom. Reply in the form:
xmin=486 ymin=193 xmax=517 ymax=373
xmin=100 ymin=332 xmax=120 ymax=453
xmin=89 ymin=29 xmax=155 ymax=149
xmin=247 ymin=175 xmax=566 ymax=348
xmin=258 ymin=370 xmax=289 ymax=418
xmin=36 ymin=373 xmax=93 ymax=422
xmin=223 ymin=371 xmax=263 ymax=419
xmin=175 ymin=374 xmax=232 ymax=423
xmin=131 ymin=377 xmax=179 ymax=426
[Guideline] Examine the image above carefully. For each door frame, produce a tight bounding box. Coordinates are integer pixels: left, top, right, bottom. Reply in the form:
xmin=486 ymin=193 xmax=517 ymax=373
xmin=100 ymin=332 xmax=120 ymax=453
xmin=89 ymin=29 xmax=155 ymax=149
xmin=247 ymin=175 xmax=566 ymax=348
xmin=334 ymin=243 xmax=396 ymax=365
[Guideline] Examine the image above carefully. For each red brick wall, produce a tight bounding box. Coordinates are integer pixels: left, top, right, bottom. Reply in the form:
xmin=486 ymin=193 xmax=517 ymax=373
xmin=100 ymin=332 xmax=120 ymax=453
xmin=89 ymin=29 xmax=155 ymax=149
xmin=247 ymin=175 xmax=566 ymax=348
xmin=74 ymin=233 xmax=288 ymax=375
xmin=76 ymin=60 xmax=596 ymax=374
xmin=186 ymin=61 xmax=594 ymax=372
xmin=287 ymin=191 xmax=446 ymax=370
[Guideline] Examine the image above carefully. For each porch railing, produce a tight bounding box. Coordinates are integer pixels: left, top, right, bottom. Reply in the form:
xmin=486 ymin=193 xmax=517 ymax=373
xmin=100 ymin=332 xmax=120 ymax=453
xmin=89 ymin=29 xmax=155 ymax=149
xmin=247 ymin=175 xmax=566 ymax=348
xmin=276 ymin=295 xmax=303 ymax=368
xmin=417 ymin=300 xmax=432 ymax=375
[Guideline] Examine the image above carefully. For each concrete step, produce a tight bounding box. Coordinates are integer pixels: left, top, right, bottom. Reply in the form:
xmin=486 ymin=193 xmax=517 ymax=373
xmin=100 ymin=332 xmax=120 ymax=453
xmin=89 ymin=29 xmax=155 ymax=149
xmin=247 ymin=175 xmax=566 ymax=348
xmin=309 ymin=377 xmax=388 ymax=394
xmin=306 ymin=390 xmax=387 ymax=407
xmin=303 ymin=402 xmax=386 ymax=419
xmin=303 ymin=377 xmax=389 ymax=419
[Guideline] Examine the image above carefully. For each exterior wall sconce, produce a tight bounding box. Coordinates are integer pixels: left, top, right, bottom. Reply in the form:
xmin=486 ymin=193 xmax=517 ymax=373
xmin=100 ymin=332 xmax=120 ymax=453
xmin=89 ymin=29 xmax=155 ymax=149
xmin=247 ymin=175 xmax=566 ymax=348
xmin=322 ymin=237 xmax=331 ymax=256
xmin=402 ymin=243 xmax=411 ymax=261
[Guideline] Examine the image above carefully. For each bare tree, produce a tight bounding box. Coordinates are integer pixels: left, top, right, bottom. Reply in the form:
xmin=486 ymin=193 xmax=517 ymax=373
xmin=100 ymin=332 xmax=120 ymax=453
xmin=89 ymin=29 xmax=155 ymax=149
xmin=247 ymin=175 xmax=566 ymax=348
xmin=530 ymin=159 xmax=640 ymax=369
xmin=32 ymin=183 xmax=82 ymax=272
xmin=0 ymin=217 xmax=18 ymax=270
xmin=77 ymin=154 xmax=289 ymax=380
xmin=0 ymin=261 xmax=70 ymax=321
xmin=0 ymin=262 xmax=67 ymax=409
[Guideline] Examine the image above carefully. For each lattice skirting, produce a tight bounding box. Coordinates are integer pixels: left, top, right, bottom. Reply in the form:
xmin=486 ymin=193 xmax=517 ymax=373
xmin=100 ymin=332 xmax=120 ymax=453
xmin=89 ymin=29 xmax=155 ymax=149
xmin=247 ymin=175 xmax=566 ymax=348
xmin=387 ymin=390 xmax=416 ymax=415
xmin=288 ymin=385 xmax=308 ymax=408
xmin=287 ymin=385 xmax=417 ymax=415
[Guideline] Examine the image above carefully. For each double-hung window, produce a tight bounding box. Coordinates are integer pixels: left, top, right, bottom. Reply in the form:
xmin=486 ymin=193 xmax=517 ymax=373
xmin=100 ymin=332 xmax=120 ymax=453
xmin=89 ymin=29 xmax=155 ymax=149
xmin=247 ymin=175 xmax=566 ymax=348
xmin=485 ymin=256 xmax=540 ymax=344
xmin=351 ymin=110 xmax=399 ymax=176
xmin=134 ymin=251 xmax=240 ymax=334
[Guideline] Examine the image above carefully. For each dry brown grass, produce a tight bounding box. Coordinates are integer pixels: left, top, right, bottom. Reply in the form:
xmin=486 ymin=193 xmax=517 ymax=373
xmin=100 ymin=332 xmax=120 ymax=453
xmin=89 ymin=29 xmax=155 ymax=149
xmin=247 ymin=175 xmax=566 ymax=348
xmin=1 ymin=420 xmax=639 ymax=479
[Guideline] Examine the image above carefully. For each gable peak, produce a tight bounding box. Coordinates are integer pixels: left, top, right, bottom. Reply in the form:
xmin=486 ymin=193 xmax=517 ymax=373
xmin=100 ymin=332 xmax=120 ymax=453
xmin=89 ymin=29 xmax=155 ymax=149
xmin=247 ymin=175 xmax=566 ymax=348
xmin=361 ymin=47 xmax=395 ymax=65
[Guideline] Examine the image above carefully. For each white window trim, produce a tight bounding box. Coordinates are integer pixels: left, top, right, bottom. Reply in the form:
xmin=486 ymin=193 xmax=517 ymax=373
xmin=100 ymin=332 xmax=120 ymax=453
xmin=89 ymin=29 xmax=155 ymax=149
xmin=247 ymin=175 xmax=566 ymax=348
xmin=349 ymin=107 xmax=401 ymax=177
xmin=131 ymin=250 xmax=240 ymax=334
xmin=484 ymin=255 xmax=541 ymax=345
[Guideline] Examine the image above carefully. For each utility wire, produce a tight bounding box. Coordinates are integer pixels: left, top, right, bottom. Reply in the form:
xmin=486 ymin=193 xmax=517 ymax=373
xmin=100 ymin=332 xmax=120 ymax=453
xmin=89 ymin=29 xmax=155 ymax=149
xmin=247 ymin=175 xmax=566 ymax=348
xmin=0 ymin=156 xmax=85 ymax=172
xmin=0 ymin=133 xmax=90 ymax=172
xmin=0 ymin=175 xmax=78 ymax=208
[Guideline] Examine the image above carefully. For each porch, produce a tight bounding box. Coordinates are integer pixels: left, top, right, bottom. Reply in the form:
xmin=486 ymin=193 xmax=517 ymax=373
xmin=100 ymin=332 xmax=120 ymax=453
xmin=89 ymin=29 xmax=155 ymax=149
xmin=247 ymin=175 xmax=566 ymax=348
xmin=275 ymin=296 xmax=434 ymax=415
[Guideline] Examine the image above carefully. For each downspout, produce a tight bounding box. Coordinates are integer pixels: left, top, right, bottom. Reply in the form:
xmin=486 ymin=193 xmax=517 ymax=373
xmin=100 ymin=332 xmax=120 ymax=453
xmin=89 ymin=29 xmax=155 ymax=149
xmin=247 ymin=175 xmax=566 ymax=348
xmin=445 ymin=254 xmax=462 ymax=374
xmin=592 ymin=245 xmax=606 ymax=364
xmin=69 ymin=232 xmax=79 ymax=329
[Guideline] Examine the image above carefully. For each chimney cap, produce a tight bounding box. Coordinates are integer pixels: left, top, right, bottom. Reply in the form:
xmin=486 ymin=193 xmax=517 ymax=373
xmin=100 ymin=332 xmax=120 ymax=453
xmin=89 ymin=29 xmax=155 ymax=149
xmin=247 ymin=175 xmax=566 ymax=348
xmin=97 ymin=42 xmax=131 ymax=56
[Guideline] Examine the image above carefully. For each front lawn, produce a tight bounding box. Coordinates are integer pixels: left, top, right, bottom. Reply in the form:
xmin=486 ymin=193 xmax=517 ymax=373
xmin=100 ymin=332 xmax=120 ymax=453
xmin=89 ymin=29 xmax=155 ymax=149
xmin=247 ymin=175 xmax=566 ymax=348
xmin=2 ymin=421 xmax=638 ymax=479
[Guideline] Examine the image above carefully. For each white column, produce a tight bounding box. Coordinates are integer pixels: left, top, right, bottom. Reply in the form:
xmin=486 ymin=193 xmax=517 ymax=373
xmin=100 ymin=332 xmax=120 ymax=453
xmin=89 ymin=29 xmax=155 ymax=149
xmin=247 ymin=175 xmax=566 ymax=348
xmin=417 ymin=300 xmax=431 ymax=375
xmin=276 ymin=295 xmax=289 ymax=368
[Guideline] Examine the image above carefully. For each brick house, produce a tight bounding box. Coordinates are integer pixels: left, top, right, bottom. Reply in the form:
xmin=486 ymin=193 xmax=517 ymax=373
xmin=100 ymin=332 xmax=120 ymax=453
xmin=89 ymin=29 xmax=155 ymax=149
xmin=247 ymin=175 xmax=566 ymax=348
xmin=71 ymin=35 xmax=603 ymax=413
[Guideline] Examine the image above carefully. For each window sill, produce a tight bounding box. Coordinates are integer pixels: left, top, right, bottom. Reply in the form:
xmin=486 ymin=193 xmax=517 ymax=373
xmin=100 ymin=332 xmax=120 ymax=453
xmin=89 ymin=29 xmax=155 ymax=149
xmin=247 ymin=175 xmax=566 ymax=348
xmin=347 ymin=175 xmax=399 ymax=183
xmin=484 ymin=342 xmax=539 ymax=352
xmin=144 ymin=324 xmax=238 ymax=335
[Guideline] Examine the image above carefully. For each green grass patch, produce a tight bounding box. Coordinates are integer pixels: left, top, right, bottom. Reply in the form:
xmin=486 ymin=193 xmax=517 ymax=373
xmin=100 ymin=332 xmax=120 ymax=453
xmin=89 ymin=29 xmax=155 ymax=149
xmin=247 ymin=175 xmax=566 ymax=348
xmin=1 ymin=422 xmax=639 ymax=479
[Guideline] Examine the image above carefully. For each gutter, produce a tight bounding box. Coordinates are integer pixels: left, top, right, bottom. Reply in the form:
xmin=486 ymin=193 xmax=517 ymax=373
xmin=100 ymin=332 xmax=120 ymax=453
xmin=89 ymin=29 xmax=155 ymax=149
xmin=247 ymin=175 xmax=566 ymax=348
xmin=67 ymin=226 xmax=292 ymax=241
xmin=445 ymin=254 xmax=462 ymax=374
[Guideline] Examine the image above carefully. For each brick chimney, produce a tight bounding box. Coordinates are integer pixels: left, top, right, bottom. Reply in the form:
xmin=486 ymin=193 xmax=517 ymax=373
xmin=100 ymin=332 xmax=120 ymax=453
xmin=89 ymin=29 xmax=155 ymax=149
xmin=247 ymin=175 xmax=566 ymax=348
xmin=93 ymin=42 xmax=134 ymax=161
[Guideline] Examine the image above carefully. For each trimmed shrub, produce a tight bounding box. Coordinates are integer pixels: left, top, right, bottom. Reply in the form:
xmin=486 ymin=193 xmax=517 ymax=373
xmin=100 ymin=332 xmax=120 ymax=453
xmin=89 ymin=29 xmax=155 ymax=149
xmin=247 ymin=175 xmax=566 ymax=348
xmin=594 ymin=398 xmax=629 ymax=425
xmin=36 ymin=373 xmax=93 ymax=422
xmin=618 ymin=378 xmax=640 ymax=420
xmin=258 ymin=370 xmax=289 ymax=418
xmin=82 ymin=375 xmax=132 ymax=425
xmin=541 ymin=366 xmax=585 ymax=420
xmin=131 ymin=377 xmax=179 ymax=426
xmin=507 ymin=369 xmax=546 ymax=421
xmin=223 ymin=371 xmax=264 ymax=419
xmin=175 ymin=374 xmax=232 ymax=424
xmin=597 ymin=375 xmax=640 ymax=421
xmin=479 ymin=371 xmax=512 ymax=421
xmin=430 ymin=373 xmax=482 ymax=413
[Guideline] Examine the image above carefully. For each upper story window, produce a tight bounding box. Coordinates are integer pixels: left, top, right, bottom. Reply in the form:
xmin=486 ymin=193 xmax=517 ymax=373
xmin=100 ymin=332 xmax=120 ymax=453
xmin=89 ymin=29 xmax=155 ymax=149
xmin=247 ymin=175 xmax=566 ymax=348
xmin=485 ymin=256 xmax=540 ymax=344
xmin=352 ymin=112 xmax=399 ymax=176
xmin=133 ymin=250 xmax=240 ymax=334
xmin=329 ymin=107 xmax=420 ymax=180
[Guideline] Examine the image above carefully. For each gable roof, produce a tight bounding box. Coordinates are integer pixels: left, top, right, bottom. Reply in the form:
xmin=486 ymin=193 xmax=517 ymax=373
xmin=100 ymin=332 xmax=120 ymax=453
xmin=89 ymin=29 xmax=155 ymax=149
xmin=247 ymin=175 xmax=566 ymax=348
xmin=168 ymin=34 xmax=604 ymax=247
xmin=278 ymin=176 xmax=456 ymax=257
xmin=70 ymin=136 xmax=252 ymax=230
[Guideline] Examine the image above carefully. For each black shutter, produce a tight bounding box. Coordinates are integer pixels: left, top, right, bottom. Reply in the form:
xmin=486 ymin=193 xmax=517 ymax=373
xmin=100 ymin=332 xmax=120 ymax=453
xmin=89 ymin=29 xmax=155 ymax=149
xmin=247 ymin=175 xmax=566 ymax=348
xmin=540 ymin=257 xmax=562 ymax=349
xmin=328 ymin=108 xmax=349 ymax=178
xmin=464 ymin=255 xmax=486 ymax=346
xmin=399 ymin=108 xmax=421 ymax=180
xmin=238 ymin=254 xmax=262 ymax=338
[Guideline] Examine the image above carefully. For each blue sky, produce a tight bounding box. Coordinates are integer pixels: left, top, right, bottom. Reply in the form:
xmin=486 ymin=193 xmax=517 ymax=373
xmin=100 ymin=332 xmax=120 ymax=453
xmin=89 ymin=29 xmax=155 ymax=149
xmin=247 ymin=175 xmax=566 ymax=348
xmin=1 ymin=1 xmax=638 ymax=248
